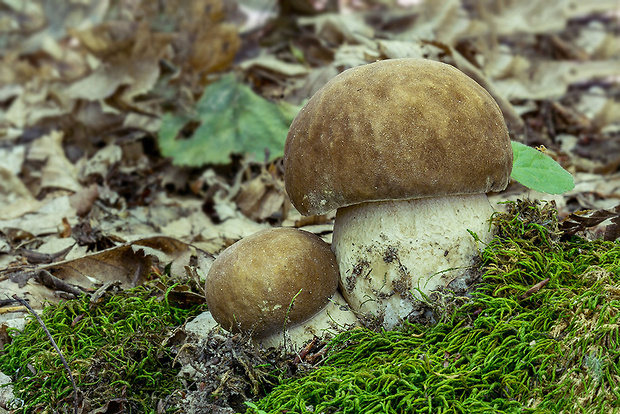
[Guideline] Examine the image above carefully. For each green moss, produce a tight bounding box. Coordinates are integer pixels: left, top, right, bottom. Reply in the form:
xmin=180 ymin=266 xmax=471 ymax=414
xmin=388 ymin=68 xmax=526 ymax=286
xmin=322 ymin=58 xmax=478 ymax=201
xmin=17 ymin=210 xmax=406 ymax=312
xmin=249 ymin=200 xmax=620 ymax=413
xmin=0 ymin=279 xmax=205 ymax=413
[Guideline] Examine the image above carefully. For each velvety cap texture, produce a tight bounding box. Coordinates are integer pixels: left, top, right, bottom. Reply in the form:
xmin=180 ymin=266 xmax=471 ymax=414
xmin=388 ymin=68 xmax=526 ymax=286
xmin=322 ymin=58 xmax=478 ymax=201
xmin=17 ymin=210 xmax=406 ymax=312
xmin=284 ymin=58 xmax=513 ymax=216
xmin=205 ymin=228 xmax=339 ymax=337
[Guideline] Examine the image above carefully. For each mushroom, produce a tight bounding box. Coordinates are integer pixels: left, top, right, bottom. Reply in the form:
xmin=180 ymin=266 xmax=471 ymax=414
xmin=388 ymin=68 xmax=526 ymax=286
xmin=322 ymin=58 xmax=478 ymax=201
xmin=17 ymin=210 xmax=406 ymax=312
xmin=284 ymin=58 xmax=513 ymax=329
xmin=205 ymin=227 xmax=358 ymax=348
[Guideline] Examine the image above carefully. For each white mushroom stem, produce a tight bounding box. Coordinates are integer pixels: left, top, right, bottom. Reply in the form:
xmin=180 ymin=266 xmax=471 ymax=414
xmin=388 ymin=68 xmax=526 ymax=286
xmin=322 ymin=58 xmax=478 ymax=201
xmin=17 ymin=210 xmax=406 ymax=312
xmin=257 ymin=291 xmax=359 ymax=349
xmin=331 ymin=193 xmax=495 ymax=329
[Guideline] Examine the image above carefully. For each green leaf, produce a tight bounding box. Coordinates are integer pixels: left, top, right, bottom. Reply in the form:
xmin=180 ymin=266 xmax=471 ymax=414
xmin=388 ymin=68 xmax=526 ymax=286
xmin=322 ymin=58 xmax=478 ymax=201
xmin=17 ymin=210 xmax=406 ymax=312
xmin=511 ymin=141 xmax=575 ymax=194
xmin=158 ymin=74 xmax=293 ymax=166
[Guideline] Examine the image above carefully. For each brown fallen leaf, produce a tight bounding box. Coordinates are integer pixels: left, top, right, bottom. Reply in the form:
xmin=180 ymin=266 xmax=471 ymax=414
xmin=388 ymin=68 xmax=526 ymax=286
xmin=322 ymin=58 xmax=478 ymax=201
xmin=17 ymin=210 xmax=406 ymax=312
xmin=235 ymin=163 xmax=288 ymax=222
xmin=45 ymin=243 xmax=154 ymax=288
xmin=560 ymin=205 xmax=620 ymax=241
xmin=6 ymin=236 xmax=213 ymax=291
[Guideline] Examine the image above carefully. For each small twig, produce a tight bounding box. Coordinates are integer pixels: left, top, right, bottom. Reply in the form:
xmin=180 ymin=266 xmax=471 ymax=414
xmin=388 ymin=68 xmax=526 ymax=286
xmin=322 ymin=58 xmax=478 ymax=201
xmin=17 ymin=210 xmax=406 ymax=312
xmin=519 ymin=278 xmax=550 ymax=300
xmin=0 ymin=298 xmax=24 ymax=307
xmin=305 ymin=343 xmax=331 ymax=366
xmin=292 ymin=337 xmax=318 ymax=365
xmin=34 ymin=270 xmax=85 ymax=298
xmin=90 ymin=280 xmax=122 ymax=306
xmin=11 ymin=295 xmax=79 ymax=414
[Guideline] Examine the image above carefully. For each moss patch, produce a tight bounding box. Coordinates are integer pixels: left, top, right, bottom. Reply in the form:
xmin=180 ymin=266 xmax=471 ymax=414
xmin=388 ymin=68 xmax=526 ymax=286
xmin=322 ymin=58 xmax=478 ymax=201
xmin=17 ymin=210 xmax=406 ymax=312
xmin=0 ymin=279 xmax=204 ymax=413
xmin=249 ymin=200 xmax=620 ymax=413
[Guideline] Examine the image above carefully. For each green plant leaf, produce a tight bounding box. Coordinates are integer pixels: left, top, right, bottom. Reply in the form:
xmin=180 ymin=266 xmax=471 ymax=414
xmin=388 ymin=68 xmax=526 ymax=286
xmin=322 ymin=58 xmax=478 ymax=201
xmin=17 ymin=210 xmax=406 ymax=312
xmin=511 ymin=141 xmax=575 ymax=194
xmin=158 ymin=74 xmax=292 ymax=166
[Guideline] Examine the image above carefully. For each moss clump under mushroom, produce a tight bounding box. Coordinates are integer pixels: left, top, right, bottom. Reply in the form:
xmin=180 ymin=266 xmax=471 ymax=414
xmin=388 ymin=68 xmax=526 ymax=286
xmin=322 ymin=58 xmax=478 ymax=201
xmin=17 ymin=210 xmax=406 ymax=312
xmin=248 ymin=200 xmax=620 ymax=413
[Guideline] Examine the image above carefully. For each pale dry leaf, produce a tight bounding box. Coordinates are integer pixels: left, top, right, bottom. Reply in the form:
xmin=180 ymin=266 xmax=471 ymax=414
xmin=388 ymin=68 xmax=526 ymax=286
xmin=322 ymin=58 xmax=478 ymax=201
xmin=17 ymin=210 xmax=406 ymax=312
xmin=396 ymin=0 xmax=475 ymax=44
xmin=71 ymin=100 xmax=122 ymax=134
xmin=477 ymin=0 xmax=618 ymax=36
xmin=236 ymin=175 xmax=268 ymax=217
xmin=254 ymin=191 xmax=285 ymax=221
xmin=5 ymin=81 xmax=67 ymax=129
xmin=131 ymin=236 xmax=213 ymax=280
xmin=235 ymin=0 xmax=278 ymax=34
xmin=333 ymin=44 xmax=381 ymax=68
xmin=31 ymin=237 xmax=77 ymax=258
xmin=574 ymin=86 xmax=620 ymax=129
xmin=160 ymin=217 xmax=195 ymax=241
xmin=483 ymin=47 xmax=532 ymax=81
xmin=0 ymin=84 xmax=23 ymax=106
xmin=377 ymin=39 xmax=440 ymax=60
xmin=62 ymin=58 xmax=158 ymax=102
xmin=238 ymin=55 xmax=310 ymax=77
xmin=28 ymin=130 xmax=81 ymax=193
xmin=0 ymin=144 xmax=25 ymax=175
xmin=0 ymin=165 xmax=33 ymax=206
xmin=159 ymin=209 xmax=214 ymax=242
xmin=289 ymin=65 xmax=340 ymax=104
xmin=574 ymin=21 xmax=616 ymax=58
xmin=78 ymin=144 xmax=122 ymax=183
xmin=0 ymin=277 xmax=65 ymax=310
xmin=298 ymin=13 xmax=375 ymax=45
xmin=122 ymin=111 xmax=161 ymax=134
xmin=568 ymin=172 xmax=620 ymax=202
xmin=184 ymin=311 xmax=219 ymax=337
xmin=199 ymin=215 xmax=271 ymax=253
xmin=0 ymin=195 xmax=76 ymax=236
xmin=493 ymin=60 xmax=620 ymax=100
xmin=0 ymin=238 xmax=9 ymax=255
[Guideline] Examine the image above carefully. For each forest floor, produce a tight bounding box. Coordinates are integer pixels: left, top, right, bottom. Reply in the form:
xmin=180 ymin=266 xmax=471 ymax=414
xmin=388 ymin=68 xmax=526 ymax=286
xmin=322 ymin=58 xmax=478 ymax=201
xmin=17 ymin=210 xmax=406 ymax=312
xmin=0 ymin=0 xmax=619 ymax=413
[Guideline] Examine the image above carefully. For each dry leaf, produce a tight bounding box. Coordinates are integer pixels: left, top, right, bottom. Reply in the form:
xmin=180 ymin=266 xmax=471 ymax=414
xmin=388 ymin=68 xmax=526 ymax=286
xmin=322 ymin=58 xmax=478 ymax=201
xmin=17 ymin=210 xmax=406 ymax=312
xmin=41 ymin=236 xmax=212 ymax=289
xmin=0 ymin=195 xmax=76 ymax=236
xmin=27 ymin=130 xmax=81 ymax=194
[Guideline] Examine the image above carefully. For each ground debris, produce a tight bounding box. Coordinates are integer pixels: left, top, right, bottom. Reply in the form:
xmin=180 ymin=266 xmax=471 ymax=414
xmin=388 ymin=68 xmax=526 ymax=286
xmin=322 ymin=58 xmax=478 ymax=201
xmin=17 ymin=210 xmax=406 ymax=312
xmin=175 ymin=328 xmax=320 ymax=413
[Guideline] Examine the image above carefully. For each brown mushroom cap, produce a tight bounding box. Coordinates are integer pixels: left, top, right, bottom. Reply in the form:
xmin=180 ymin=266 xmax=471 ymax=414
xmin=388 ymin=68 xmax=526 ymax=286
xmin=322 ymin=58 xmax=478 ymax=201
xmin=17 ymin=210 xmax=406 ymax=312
xmin=205 ymin=228 xmax=339 ymax=338
xmin=284 ymin=58 xmax=513 ymax=216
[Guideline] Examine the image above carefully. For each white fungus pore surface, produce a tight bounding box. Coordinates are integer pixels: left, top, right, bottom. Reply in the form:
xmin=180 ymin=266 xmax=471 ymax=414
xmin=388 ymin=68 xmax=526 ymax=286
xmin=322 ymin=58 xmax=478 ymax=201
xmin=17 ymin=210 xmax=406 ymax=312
xmin=331 ymin=194 xmax=495 ymax=329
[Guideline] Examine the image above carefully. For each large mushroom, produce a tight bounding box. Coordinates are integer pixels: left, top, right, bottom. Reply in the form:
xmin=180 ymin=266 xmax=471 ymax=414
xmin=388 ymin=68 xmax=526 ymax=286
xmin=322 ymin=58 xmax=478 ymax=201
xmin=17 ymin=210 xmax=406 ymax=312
xmin=205 ymin=227 xmax=357 ymax=348
xmin=284 ymin=58 xmax=513 ymax=329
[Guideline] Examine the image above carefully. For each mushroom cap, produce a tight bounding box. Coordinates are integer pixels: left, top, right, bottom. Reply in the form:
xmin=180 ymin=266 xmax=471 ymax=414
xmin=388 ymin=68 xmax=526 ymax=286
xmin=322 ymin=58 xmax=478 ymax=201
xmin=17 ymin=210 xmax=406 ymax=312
xmin=205 ymin=228 xmax=339 ymax=338
xmin=284 ymin=58 xmax=513 ymax=216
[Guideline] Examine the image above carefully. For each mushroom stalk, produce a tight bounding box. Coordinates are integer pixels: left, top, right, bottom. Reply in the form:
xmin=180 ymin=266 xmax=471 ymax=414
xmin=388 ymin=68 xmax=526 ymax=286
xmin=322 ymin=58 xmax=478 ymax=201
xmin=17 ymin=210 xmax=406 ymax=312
xmin=331 ymin=193 xmax=494 ymax=329
xmin=258 ymin=291 xmax=358 ymax=349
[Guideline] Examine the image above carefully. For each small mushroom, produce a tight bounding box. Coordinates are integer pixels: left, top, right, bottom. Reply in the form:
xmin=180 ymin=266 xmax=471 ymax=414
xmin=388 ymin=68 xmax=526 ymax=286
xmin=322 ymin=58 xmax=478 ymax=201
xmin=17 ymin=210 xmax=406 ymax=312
xmin=205 ymin=227 xmax=357 ymax=348
xmin=284 ymin=58 xmax=513 ymax=328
